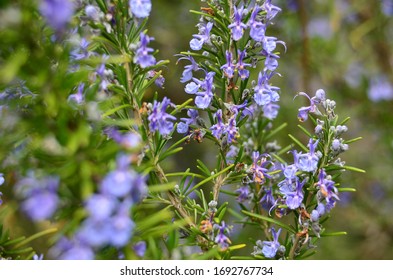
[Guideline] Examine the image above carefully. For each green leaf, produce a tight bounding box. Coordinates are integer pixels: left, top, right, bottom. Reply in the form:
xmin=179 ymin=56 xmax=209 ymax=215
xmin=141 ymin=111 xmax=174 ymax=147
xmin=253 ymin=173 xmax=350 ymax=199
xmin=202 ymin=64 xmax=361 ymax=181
xmin=228 ymin=244 xmax=246 ymax=252
xmin=101 ymin=104 xmax=132 ymax=117
xmin=343 ymin=165 xmax=366 ymax=173
xmin=337 ymin=187 xmax=356 ymax=192
xmin=196 ymin=159 xmax=211 ymax=177
xmin=12 ymin=228 xmax=57 ymax=249
xmin=288 ymin=134 xmax=308 ymax=152
xmin=297 ymin=124 xmax=313 ymax=138
xmin=266 ymin=123 xmax=288 ymax=140
xmin=241 ymin=210 xmax=296 ymax=234
xmin=320 ymin=231 xmax=347 ymax=237
xmin=344 ymin=137 xmax=362 ymax=144
xmin=136 ymin=209 xmax=173 ymax=232
xmin=148 ymin=182 xmax=176 ymax=193
xmin=186 ymin=164 xmax=234 ymax=195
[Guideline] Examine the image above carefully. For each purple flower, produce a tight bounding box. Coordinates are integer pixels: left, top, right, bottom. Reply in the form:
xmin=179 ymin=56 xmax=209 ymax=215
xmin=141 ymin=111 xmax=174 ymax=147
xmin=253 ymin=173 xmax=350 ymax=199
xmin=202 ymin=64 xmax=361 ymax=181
xmin=210 ymin=109 xmax=226 ymax=139
xmin=295 ymin=89 xmax=326 ymax=122
xmin=190 ymin=71 xmax=215 ymax=109
xmin=368 ymin=75 xmax=393 ymax=102
xmin=71 ymin=39 xmax=92 ymax=61
xmin=85 ymin=194 xmax=118 ymax=221
xmin=39 ymin=0 xmax=74 ymax=33
xmin=134 ymin=241 xmax=147 ymax=257
xmin=236 ymin=186 xmax=250 ymax=203
xmin=263 ymin=103 xmax=280 ymax=119
xmin=53 ymin=238 xmax=95 ymax=260
xmin=236 ymin=50 xmax=251 ymax=80
xmin=260 ymin=187 xmax=276 ymax=211
xmin=226 ymin=145 xmax=239 ymax=164
xmin=100 ymin=155 xmax=147 ymax=201
xmin=226 ymin=115 xmax=238 ymax=144
xmin=220 ymin=51 xmax=236 ymax=79
xmin=33 ymin=254 xmax=44 ymax=260
xmin=148 ymin=97 xmax=176 ymax=135
xmin=262 ymin=0 xmax=282 ymax=22
xmin=261 ymin=36 xmax=280 ymax=55
xmin=284 ymin=179 xmax=305 ymax=209
xmin=108 ymin=212 xmax=135 ymax=247
xmin=0 ymin=173 xmax=4 ymax=185
xmin=250 ymin=151 xmax=272 ymax=184
xmin=228 ymin=6 xmax=247 ymax=41
xmin=85 ymin=5 xmax=100 ymax=21
xmin=177 ymin=109 xmax=199 ymax=134
xmin=316 ymin=169 xmax=339 ymax=209
xmin=134 ymin=33 xmax=156 ymax=68
xmin=253 ymin=71 xmax=280 ymax=106
xmin=129 ymin=0 xmax=152 ymax=18
xmin=262 ymin=227 xmax=281 ymax=258
xmin=15 ymin=175 xmax=59 ymax=221
xmin=177 ymin=55 xmax=200 ymax=83
xmin=77 ymin=218 xmax=111 ymax=247
xmin=105 ymin=127 xmax=142 ymax=148
xmin=214 ymin=221 xmax=231 ymax=251
xmin=248 ymin=6 xmax=266 ymax=41
xmin=296 ymin=139 xmax=319 ymax=172
xmin=282 ymin=164 xmax=298 ymax=181
xmin=190 ymin=22 xmax=213 ymax=50
xmin=68 ymin=83 xmax=85 ymax=105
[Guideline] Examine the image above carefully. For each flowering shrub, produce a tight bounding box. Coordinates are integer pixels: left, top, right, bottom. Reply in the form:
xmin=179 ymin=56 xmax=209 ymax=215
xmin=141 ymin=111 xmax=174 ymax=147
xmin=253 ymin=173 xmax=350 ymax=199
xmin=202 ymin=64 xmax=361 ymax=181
xmin=0 ymin=0 xmax=364 ymax=260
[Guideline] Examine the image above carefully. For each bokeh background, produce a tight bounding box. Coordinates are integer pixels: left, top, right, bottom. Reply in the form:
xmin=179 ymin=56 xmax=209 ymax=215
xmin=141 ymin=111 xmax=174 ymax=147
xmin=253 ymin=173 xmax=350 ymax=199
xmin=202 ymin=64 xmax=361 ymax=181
xmin=147 ymin=0 xmax=393 ymax=259
xmin=1 ymin=0 xmax=392 ymax=259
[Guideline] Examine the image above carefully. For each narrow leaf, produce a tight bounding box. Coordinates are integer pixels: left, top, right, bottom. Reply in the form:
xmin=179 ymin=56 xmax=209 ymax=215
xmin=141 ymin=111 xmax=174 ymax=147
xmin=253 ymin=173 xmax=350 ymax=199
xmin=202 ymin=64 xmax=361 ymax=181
xmin=288 ymin=134 xmax=308 ymax=152
xmin=242 ymin=210 xmax=296 ymax=234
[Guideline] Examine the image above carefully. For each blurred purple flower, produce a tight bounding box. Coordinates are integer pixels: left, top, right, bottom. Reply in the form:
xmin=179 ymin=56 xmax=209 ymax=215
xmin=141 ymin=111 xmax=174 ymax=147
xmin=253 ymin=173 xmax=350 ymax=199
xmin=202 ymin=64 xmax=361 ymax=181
xmin=39 ymin=0 xmax=74 ymax=33
xmin=263 ymin=103 xmax=280 ymax=119
xmin=262 ymin=0 xmax=282 ymax=22
xmin=129 ymin=0 xmax=152 ymax=18
xmin=68 ymin=83 xmax=85 ymax=105
xmin=85 ymin=194 xmax=118 ymax=221
xmin=367 ymin=75 xmax=393 ymax=102
xmin=214 ymin=221 xmax=231 ymax=251
xmin=133 ymin=241 xmax=147 ymax=257
xmin=253 ymin=71 xmax=280 ymax=106
xmin=56 ymin=239 xmax=95 ymax=260
xmin=148 ymin=97 xmax=176 ymax=136
xmin=235 ymin=185 xmax=250 ymax=203
xmin=16 ymin=175 xmax=59 ymax=221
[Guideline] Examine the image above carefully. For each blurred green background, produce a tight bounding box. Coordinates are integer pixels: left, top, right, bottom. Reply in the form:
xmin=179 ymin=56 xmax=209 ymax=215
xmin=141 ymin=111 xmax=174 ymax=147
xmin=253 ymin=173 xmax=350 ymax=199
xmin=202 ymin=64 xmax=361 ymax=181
xmin=147 ymin=0 xmax=393 ymax=259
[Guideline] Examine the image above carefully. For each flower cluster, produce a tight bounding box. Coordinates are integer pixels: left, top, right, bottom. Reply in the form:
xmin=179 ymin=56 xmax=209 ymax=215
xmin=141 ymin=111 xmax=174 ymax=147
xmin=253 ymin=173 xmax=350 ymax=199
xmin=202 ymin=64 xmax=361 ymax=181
xmin=52 ymin=154 xmax=147 ymax=259
xmin=15 ymin=174 xmax=60 ymax=221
